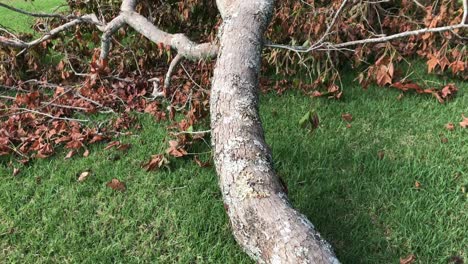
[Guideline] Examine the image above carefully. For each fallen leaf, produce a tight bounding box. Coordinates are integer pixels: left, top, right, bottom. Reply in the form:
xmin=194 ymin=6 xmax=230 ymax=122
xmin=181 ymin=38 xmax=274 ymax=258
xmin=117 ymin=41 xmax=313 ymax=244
xmin=166 ymin=140 xmax=187 ymax=157
xmin=400 ymin=254 xmax=416 ymax=264
xmin=460 ymin=114 xmax=468 ymax=128
xmin=78 ymin=171 xmax=90 ymax=182
xmin=89 ymin=135 xmax=104 ymax=144
xmin=342 ymin=113 xmax=353 ymax=122
xmin=106 ymin=178 xmax=126 ymax=191
xmin=142 ymin=154 xmax=169 ymax=171
xmin=377 ymin=150 xmax=385 ymax=160
xmin=397 ymin=93 xmax=404 ymax=100
xmin=194 ymin=155 xmax=211 ymax=167
xmin=311 ymin=91 xmax=322 ymax=97
xmin=116 ymin=143 xmax=132 ymax=152
xmin=83 ymin=149 xmax=90 ymax=157
xmin=13 ymin=168 xmax=20 ymax=177
xmin=104 ymin=141 xmax=121 ymax=150
xmin=445 ymin=123 xmax=455 ymax=131
xmin=447 ymin=255 xmax=464 ymax=264
xmin=415 ymin=181 xmax=421 ymax=189
xmin=64 ymin=150 xmax=76 ymax=159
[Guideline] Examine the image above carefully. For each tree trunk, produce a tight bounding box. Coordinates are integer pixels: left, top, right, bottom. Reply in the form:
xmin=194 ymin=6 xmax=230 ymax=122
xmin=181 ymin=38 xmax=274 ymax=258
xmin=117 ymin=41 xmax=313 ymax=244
xmin=211 ymin=1 xmax=340 ymax=263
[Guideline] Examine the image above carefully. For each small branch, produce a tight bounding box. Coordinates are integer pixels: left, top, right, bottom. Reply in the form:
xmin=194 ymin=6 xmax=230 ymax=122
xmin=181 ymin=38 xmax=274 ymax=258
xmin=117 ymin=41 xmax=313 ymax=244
xmin=266 ymin=23 xmax=468 ymax=52
xmin=122 ymin=11 xmax=218 ymax=60
xmin=99 ymin=15 xmax=126 ymax=60
xmin=164 ymin=54 xmax=183 ymax=88
xmin=309 ymin=0 xmax=349 ymax=50
xmin=171 ymin=130 xmax=210 ymax=136
xmin=331 ymin=23 xmax=468 ymax=49
xmin=0 ymin=14 xmax=104 ymax=49
xmin=14 ymin=108 xmax=89 ymax=122
xmin=463 ymin=0 xmax=468 ymax=24
xmin=411 ymin=0 xmax=426 ymax=10
xmin=180 ymin=63 xmax=207 ymax=92
xmin=0 ymin=95 xmax=90 ymax=111
xmin=266 ymin=0 xmax=467 ymax=53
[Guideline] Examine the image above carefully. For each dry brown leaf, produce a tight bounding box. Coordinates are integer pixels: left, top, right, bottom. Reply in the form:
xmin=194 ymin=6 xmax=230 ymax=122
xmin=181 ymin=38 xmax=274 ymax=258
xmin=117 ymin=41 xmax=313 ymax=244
xmin=142 ymin=154 xmax=169 ymax=171
xmin=166 ymin=140 xmax=188 ymax=157
xmin=460 ymin=114 xmax=468 ymax=128
xmin=106 ymin=178 xmax=126 ymax=191
xmin=342 ymin=113 xmax=353 ymax=122
xmin=194 ymin=155 xmax=211 ymax=167
xmin=83 ymin=149 xmax=90 ymax=157
xmin=445 ymin=123 xmax=455 ymax=131
xmin=400 ymin=254 xmax=416 ymax=264
xmin=377 ymin=150 xmax=385 ymax=160
xmin=104 ymin=141 xmax=120 ymax=150
xmin=64 ymin=150 xmax=76 ymax=159
xmin=116 ymin=143 xmax=132 ymax=152
xmin=78 ymin=171 xmax=90 ymax=182
xmin=415 ymin=181 xmax=421 ymax=189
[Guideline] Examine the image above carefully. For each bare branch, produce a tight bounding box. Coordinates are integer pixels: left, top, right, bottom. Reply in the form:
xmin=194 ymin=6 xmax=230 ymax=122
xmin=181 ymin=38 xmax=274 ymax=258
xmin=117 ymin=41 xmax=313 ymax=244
xmin=171 ymin=130 xmax=210 ymax=136
xmin=309 ymin=0 xmax=349 ymax=50
xmin=331 ymin=23 xmax=467 ymax=49
xmin=99 ymin=15 xmax=126 ymax=60
xmin=265 ymin=0 xmax=467 ymax=53
xmin=0 ymin=95 xmax=88 ymax=111
xmin=0 ymin=14 xmax=103 ymax=49
xmin=463 ymin=0 xmax=468 ymax=24
xmin=122 ymin=11 xmax=218 ymax=60
xmin=164 ymin=54 xmax=183 ymax=88
xmin=266 ymin=22 xmax=468 ymax=52
xmin=411 ymin=0 xmax=426 ymax=10
xmin=14 ymin=108 xmax=90 ymax=122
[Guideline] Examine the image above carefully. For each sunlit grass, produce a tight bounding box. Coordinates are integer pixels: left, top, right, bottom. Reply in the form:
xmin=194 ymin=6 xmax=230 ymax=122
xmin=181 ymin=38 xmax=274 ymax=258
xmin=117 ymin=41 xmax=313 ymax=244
xmin=0 ymin=1 xmax=467 ymax=263
xmin=0 ymin=0 xmax=67 ymax=33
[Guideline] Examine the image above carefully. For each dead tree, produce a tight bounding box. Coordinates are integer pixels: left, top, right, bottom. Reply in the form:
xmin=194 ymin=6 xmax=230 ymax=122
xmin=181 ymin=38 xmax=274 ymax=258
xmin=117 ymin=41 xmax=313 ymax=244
xmin=0 ymin=0 xmax=467 ymax=263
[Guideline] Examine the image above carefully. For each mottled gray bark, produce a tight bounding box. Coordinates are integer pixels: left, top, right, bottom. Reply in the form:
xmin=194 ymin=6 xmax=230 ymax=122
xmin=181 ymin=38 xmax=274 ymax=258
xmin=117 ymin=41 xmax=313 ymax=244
xmin=211 ymin=1 xmax=339 ymax=263
xmin=0 ymin=0 xmax=340 ymax=262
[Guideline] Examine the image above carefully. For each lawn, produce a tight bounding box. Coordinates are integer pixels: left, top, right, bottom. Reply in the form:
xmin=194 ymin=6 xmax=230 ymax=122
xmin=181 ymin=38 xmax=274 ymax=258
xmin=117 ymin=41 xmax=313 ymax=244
xmin=0 ymin=0 xmax=67 ymax=33
xmin=1 ymin=1 xmax=467 ymax=263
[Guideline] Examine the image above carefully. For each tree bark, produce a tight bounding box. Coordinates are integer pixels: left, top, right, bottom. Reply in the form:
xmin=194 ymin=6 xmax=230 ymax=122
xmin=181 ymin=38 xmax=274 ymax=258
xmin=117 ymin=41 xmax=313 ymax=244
xmin=211 ymin=1 xmax=339 ymax=263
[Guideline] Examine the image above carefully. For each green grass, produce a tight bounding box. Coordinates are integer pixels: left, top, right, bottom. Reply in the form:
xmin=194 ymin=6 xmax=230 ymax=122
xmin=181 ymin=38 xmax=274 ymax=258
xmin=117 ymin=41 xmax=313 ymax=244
xmin=0 ymin=0 xmax=67 ymax=33
xmin=1 ymin=1 xmax=468 ymax=263
xmin=0 ymin=68 xmax=466 ymax=263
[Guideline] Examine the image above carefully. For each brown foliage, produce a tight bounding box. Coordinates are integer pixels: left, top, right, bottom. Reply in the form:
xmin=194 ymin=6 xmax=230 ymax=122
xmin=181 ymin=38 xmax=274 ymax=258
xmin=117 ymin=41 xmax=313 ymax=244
xmin=0 ymin=0 xmax=466 ymax=163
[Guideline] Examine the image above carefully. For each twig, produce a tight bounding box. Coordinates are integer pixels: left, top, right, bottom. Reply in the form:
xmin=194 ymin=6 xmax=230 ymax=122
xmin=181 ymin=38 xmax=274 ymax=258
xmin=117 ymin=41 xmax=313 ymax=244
xmin=0 ymin=95 xmax=88 ymax=111
xmin=463 ymin=0 xmax=468 ymax=25
xmin=412 ymin=0 xmax=426 ymax=10
xmin=266 ymin=0 xmax=467 ymax=52
xmin=171 ymin=130 xmax=211 ymax=136
xmin=164 ymin=54 xmax=183 ymax=88
xmin=0 ymin=14 xmax=104 ymax=49
xmin=267 ymin=23 xmax=468 ymax=52
xmin=180 ymin=63 xmax=208 ymax=92
xmin=15 ymin=108 xmax=89 ymax=122
xmin=309 ymin=0 xmax=349 ymax=50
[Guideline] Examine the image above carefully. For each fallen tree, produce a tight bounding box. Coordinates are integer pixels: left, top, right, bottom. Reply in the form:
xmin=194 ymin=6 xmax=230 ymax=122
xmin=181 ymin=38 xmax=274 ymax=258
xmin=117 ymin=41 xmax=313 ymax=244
xmin=0 ymin=0 xmax=467 ymax=262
